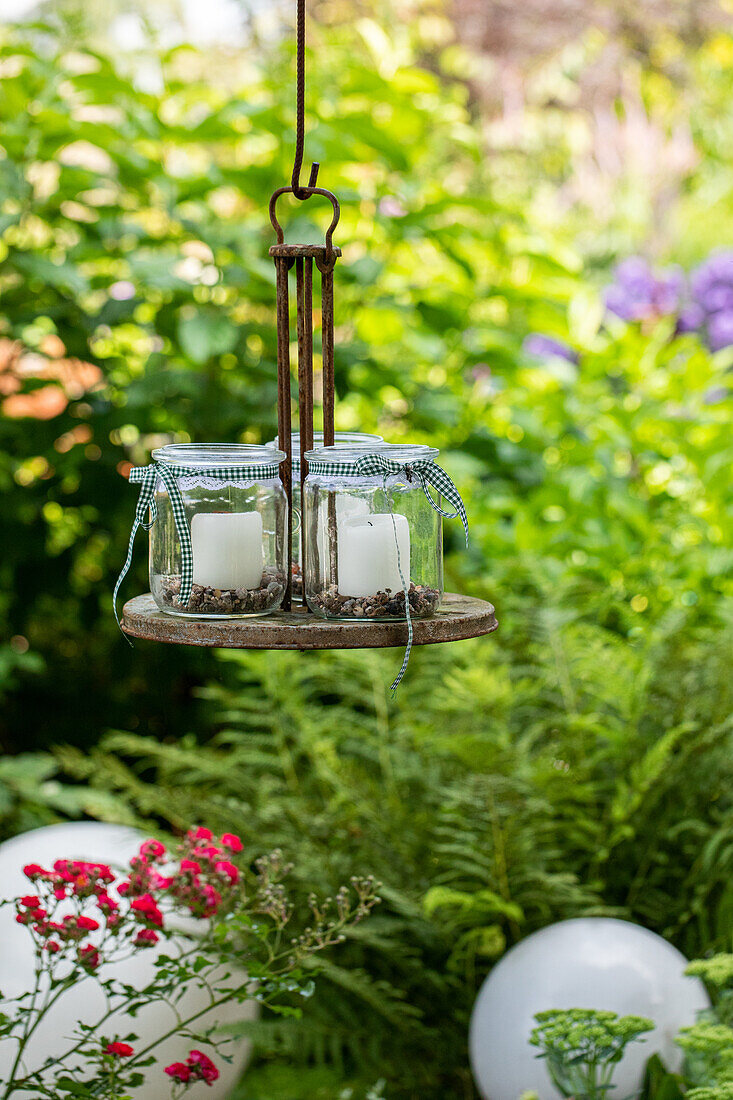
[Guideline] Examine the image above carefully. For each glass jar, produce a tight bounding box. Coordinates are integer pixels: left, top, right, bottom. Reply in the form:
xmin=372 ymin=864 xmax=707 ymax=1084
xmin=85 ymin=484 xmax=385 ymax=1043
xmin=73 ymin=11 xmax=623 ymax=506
xmin=266 ymin=431 xmax=383 ymax=598
xmin=303 ymin=444 xmax=443 ymax=620
xmin=149 ymin=444 xmax=287 ymax=618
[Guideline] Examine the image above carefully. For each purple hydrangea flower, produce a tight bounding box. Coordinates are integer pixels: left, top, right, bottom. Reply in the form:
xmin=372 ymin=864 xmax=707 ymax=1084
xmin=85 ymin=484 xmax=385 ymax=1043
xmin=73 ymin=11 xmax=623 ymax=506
xmin=604 ymin=257 xmax=685 ymax=322
xmin=676 ymin=303 xmax=706 ymax=334
xmin=689 ymin=251 xmax=733 ymax=350
xmin=708 ymin=311 xmax=733 ymax=353
xmin=691 ymin=251 xmax=733 ymax=308
xmin=522 ymin=333 xmax=578 ymax=363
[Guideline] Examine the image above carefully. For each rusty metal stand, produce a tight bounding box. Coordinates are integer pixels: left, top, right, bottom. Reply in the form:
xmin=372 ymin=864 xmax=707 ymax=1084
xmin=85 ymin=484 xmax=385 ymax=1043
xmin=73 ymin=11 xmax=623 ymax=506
xmin=120 ymin=0 xmax=501 ymax=655
xmin=269 ymin=218 xmax=341 ymax=611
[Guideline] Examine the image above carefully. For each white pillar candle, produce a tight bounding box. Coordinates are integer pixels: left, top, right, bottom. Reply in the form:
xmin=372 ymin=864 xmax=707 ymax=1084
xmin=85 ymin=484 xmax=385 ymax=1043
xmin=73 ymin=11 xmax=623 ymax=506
xmin=191 ymin=511 xmax=263 ymax=591
xmin=337 ymin=514 xmax=410 ymax=598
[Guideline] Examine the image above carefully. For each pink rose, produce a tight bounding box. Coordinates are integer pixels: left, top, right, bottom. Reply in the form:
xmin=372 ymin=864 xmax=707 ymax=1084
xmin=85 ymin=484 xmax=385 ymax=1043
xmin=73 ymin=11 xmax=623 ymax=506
xmin=180 ymin=859 xmax=202 ymax=875
xmin=106 ymin=1041 xmax=134 ymax=1056
xmin=131 ymin=893 xmax=164 ymax=928
xmin=139 ymin=839 xmax=166 ymax=861
xmin=189 ymin=1050 xmax=220 ymax=1084
xmin=214 ymin=860 xmax=239 ymax=884
xmin=78 ymin=944 xmax=100 ymax=970
xmin=164 ymin=1062 xmax=192 ymax=1083
xmin=23 ymin=864 xmax=48 ymax=880
xmin=133 ymin=928 xmax=159 ymax=947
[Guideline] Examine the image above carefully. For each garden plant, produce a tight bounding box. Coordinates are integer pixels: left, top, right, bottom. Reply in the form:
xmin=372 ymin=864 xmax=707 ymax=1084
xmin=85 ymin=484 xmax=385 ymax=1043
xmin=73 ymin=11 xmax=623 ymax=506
xmin=0 ymin=829 xmax=378 ymax=1097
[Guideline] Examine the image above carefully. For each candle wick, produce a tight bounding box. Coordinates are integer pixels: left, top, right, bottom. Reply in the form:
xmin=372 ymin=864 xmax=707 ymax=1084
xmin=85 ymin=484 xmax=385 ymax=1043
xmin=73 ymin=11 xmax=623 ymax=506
xmin=367 ymin=521 xmax=373 ymax=526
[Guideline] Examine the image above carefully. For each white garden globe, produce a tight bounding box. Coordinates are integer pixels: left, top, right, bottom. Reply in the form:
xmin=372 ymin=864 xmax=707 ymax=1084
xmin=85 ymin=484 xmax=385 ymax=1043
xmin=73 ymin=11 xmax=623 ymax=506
xmin=469 ymin=917 xmax=710 ymax=1100
xmin=0 ymin=822 xmax=257 ymax=1099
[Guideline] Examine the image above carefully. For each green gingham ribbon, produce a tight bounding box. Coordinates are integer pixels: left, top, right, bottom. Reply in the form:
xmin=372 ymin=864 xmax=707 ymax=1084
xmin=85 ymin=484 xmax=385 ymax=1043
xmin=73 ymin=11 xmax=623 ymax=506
xmin=308 ymin=454 xmax=469 ymax=691
xmin=113 ymin=458 xmax=282 ymax=636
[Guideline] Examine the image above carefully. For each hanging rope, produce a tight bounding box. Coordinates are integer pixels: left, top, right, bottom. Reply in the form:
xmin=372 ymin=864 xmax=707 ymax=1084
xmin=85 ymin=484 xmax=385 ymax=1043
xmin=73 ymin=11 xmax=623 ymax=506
xmin=291 ymin=0 xmax=320 ymax=199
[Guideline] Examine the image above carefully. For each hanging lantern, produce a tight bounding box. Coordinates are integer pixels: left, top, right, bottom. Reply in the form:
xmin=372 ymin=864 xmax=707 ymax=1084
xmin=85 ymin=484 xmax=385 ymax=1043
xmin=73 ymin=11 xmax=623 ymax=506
xmin=117 ymin=0 xmax=497 ymax=683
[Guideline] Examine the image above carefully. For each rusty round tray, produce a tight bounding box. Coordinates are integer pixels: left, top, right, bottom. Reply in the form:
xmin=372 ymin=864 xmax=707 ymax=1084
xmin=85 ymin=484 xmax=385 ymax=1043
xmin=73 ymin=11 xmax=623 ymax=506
xmin=121 ymin=592 xmax=498 ymax=650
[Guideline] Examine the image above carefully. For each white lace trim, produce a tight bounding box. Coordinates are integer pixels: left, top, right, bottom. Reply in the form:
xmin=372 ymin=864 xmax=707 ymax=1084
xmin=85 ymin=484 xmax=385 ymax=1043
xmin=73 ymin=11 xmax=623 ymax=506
xmin=175 ymin=475 xmax=258 ymax=491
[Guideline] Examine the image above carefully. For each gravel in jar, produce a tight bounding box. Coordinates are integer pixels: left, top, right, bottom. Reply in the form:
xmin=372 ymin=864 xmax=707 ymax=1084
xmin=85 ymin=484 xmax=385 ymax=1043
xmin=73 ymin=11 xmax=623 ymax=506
xmin=310 ymin=583 xmax=440 ymax=619
xmin=159 ymin=568 xmax=285 ymax=615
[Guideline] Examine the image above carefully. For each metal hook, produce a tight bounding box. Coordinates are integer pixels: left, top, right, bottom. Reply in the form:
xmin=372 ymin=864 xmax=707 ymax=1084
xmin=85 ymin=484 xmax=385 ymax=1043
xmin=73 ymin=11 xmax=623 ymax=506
xmin=269 ymin=185 xmax=341 ymax=259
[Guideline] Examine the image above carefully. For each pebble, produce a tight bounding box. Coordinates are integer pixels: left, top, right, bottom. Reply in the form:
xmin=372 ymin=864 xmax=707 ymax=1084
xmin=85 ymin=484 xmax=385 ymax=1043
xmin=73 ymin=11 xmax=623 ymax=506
xmin=310 ymin=582 xmax=440 ymax=620
xmin=159 ymin=568 xmax=285 ymax=615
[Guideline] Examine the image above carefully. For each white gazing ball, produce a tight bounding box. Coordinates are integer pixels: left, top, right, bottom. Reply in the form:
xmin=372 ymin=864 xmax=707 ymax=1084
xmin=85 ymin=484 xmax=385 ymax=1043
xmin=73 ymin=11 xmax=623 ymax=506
xmin=0 ymin=822 xmax=257 ymax=1099
xmin=469 ymin=917 xmax=710 ymax=1100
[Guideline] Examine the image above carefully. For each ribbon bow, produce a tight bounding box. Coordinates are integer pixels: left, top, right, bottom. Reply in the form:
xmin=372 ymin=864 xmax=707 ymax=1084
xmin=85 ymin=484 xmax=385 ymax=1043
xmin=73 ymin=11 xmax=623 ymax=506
xmin=113 ymin=458 xmax=281 ymax=638
xmin=351 ymin=454 xmax=469 ymax=545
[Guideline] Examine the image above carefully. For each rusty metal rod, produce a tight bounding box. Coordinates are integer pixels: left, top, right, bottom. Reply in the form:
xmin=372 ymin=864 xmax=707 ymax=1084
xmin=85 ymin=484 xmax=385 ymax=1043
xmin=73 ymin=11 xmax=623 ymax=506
xmin=275 ymin=256 xmax=294 ymax=610
xmin=320 ymin=260 xmax=335 ymax=446
xmin=296 ymin=256 xmax=314 ymax=589
xmin=317 ymin=255 xmax=338 ymax=588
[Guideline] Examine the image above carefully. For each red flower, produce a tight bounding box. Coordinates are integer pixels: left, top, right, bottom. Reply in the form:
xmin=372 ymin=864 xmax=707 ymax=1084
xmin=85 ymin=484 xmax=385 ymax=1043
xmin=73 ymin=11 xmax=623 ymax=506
xmin=133 ymin=928 xmax=159 ymax=947
xmin=78 ymin=944 xmax=100 ymax=970
xmin=97 ymin=893 xmax=119 ymax=914
xmin=86 ymin=862 xmax=114 ymax=883
xmin=46 ymin=941 xmax=61 ymax=953
xmin=20 ymin=895 xmax=41 ymax=908
xmin=164 ymin=1062 xmax=192 ymax=1083
xmin=139 ymin=839 xmax=166 ymax=860
xmin=52 ymin=860 xmax=114 ymax=893
xmin=52 ymin=859 xmax=75 ymax=882
xmin=53 ymin=887 xmax=66 ymax=900
xmin=150 ymin=872 xmax=173 ymax=890
xmin=198 ymin=883 xmax=222 ymax=918
xmin=23 ymin=864 xmax=48 ymax=880
xmin=165 ymin=1050 xmax=219 ymax=1085
xmin=213 ymin=860 xmax=239 ymax=884
xmin=16 ymin=912 xmax=33 ymax=925
xmin=189 ymin=1050 xmax=220 ymax=1084
xmin=221 ymin=833 xmax=243 ymax=853
xmin=76 ymin=915 xmax=100 ymax=931
xmin=131 ymin=893 xmax=164 ymax=928
xmin=180 ymin=859 xmax=201 ymax=875
xmin=61 ymin=915 xmax=86 ymax=940
xmin=105 ymin=1041 xmax=134 ymax=1056
xmin=194 ymin=845 xmax=223 ymax=861
xmin=189 ymin=827 xmax=213 ymax=842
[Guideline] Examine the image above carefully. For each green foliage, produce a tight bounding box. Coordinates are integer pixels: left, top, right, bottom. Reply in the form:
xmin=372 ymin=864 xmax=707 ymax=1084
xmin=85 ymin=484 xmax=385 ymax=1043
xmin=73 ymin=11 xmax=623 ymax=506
xmin=676 ymin=953 xmax=733 ymax=1090
xmin=677 ymin=1021 xmax=733 ymax=1089
xmin=640 ymin=1055 xmax=686 ymax=1100
xmin=530 ymin=1009 xmax=655 ymax=1100
xmin=688 ymin=1088 xmax=733 ymax=1100
xmin=0 ymin=9 xmax=732 ymax=1100
xmin=53 ymin=603 xmax=733 ymax=1097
